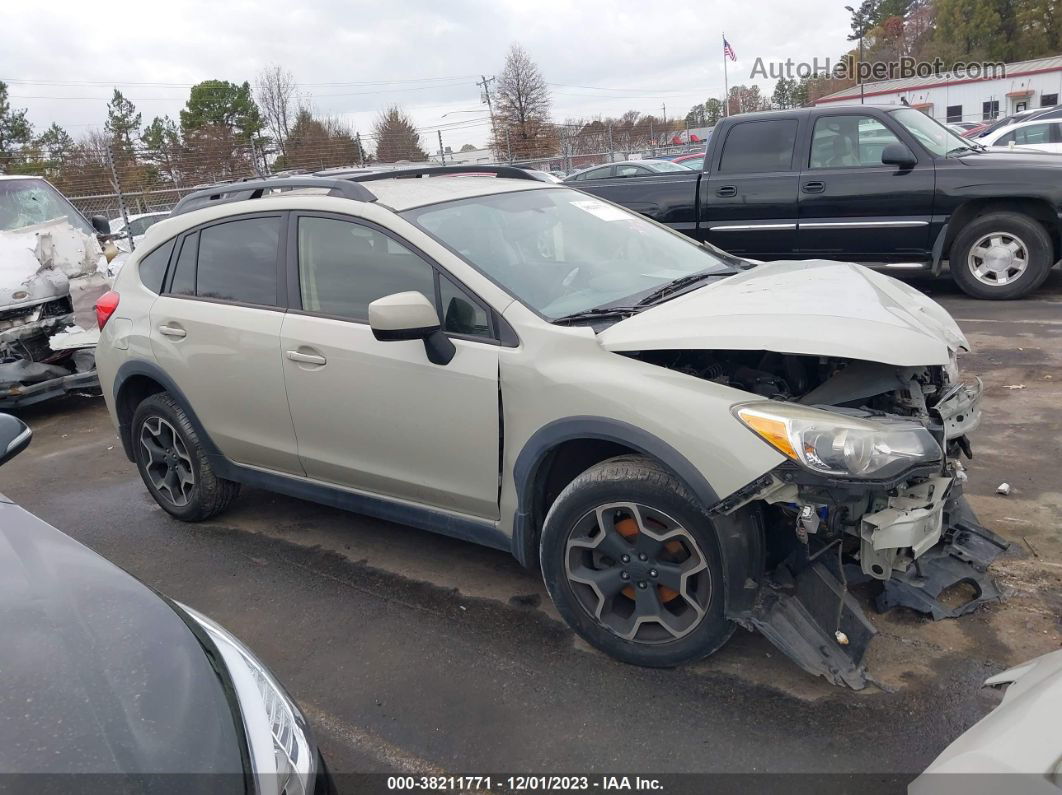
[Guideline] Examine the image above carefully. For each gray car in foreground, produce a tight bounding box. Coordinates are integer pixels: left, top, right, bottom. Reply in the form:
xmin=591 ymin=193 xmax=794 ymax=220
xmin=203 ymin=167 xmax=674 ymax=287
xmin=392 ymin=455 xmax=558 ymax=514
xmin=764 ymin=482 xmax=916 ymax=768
xmin=0 ymin=413 xmax=330 ymax=794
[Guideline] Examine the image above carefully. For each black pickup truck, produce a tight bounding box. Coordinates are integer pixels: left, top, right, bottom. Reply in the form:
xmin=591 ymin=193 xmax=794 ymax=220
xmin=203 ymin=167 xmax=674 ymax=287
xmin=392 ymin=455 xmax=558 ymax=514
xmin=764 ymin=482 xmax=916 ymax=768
xmin=568 ymin=104 xmax=1062 ymax=299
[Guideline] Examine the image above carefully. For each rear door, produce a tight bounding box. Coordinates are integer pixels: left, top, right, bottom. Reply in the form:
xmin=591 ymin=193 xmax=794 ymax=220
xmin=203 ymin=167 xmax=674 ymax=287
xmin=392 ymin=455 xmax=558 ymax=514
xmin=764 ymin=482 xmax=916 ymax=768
xmin=796 ymin=112 xmax=935 ymax=261
xmin=701 ymin=117 xmax=800 ymax=256
xmin=148 ymin=213 xmax=302 ymax=474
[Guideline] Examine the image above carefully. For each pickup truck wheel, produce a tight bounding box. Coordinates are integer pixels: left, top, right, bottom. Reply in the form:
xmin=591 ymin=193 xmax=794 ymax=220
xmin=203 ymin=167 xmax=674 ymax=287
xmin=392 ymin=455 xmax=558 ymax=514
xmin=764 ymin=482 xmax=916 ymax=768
xmin=131 ymin=392 xmax=240 ymax=521
xmin=540 ymin=455 xmax=733 ymax=667
xmin=950 ymin=212 xmax=1054 ymax=299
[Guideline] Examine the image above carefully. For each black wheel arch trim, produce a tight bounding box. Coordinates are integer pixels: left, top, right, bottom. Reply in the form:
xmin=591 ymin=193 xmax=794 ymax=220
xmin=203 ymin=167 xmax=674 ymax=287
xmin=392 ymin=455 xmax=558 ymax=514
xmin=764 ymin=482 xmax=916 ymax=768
xmin=113 ymin=360 xmax=222 ymax=463
xmin=511 ymin=416 xmax=763 ymax=618
xmin=112 ymin=359 xmax=509 ymax=552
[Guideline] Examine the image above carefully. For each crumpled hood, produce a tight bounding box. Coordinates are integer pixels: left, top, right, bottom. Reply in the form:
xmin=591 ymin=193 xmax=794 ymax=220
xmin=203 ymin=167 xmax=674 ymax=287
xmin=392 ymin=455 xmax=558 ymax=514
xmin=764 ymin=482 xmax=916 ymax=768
xmin=599 ymin=260 xmax=968 ymax=366
xmin=0 ymin=218 xmax=107 ymax=311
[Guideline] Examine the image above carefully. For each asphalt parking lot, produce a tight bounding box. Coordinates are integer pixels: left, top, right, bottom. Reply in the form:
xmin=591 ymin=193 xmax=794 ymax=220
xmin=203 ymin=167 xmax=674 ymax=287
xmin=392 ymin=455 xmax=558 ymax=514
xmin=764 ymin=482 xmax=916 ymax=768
xmin=3 ymin=270 xmax=1060 ymax=787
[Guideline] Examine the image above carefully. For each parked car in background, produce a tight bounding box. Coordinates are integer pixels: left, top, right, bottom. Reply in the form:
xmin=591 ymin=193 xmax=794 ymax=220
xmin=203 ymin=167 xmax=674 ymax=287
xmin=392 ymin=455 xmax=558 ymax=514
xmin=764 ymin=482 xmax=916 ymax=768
xmin=980 ymin=118 xmax=1062 ymax=153
xmin=912 ymin=649 xmax=1062 ymax=791
xmin=948 ymin=121 xmax=982 ymax=132
xmin=109 ymin=210 xmax=170 ymax=252
xmin=95 ymin=166 xmax=1004 ymax=690
xmin=0 ymin=176 xmax=115 ymax=407
xmin=518 ymin=168 xmax=564 ymax=183
xmin=564 ymin=159 xmax=692 ymax=182
xmin=573 ymin=105 xmax=1062 ymax=299
xmin=968 ymin=104 xmax=1062 ymax=140
xmin=0 ymin=413 xmax=330 ymax=794
xmin=672 ymin=153 xmax=705 ymax=170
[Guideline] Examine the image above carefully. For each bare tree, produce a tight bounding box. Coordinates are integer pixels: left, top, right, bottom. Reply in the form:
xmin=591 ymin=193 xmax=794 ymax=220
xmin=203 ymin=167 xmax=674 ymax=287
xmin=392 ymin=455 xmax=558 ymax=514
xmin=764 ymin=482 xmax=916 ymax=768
xmin=255 ymin=65 xmax=298 ymax=157
xmin=493 ymin=45 xmax=555 ymax=160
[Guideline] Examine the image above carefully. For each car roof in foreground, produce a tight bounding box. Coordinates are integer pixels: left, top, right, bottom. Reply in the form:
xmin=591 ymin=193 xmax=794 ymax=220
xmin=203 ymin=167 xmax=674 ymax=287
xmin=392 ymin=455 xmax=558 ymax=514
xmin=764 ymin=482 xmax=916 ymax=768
xmin=365 ymin=175 xmax=558 ymax=211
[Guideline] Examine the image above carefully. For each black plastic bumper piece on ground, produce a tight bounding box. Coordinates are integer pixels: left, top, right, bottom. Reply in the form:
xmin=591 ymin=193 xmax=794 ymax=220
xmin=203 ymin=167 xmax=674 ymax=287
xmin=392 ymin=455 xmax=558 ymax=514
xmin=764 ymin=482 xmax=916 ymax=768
xmin=0 ymin=371 xmax=100 ymax=409
xmin=742 ymin=561 xmax=877 ymax=690
xmin=876 ymin=497 xmax=1010 ymax=621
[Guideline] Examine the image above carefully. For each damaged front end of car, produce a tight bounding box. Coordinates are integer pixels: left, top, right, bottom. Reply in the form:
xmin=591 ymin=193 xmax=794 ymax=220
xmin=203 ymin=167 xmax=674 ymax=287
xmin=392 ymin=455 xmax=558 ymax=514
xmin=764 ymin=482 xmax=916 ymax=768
xmin=630 ymin=347 xmax=1008 ymax=689
xmin=0 ymin=218 xmax=112 ymax=407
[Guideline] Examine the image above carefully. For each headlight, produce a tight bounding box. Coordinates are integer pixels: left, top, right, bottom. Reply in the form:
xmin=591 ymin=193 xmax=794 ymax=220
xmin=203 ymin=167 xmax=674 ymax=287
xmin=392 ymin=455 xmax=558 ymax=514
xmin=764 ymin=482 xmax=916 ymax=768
xmin=735 ymin=401 xmax=942 ymax=479
xmin=180 ymin=605 xmax=316 ymax=795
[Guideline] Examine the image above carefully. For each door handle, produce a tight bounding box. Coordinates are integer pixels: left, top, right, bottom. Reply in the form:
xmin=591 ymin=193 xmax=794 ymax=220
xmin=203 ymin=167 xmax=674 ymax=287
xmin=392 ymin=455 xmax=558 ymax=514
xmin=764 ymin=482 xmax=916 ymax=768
xmin=716 ymin=185 xmax=737 ymax=197
xmin=157 ymin=324 xmax=186 ymax=338
xmin=802 ymin=181 xmax=825 ymax=194
xmin=285 ymin=350 xmax=327 ymax=366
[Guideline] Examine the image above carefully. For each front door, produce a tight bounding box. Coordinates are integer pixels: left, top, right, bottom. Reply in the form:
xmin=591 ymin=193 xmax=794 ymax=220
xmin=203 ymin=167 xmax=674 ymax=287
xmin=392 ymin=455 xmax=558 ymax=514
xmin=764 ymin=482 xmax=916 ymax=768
xmin=148 ymin=214 xmax=302 ymax=474
xmin=796 ymin=113 xmax=935 ymax=262
xmin=279 ymin=214 xmax=501 ymax=519
xmin=701 ymin=116 xmax=801 ymax=257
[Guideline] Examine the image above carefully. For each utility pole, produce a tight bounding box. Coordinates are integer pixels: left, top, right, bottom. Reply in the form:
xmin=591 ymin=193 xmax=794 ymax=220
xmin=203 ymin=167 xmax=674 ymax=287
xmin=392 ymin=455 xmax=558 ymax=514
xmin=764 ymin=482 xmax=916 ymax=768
xmin=438 ymin=130 xmax=446 ymax=165
xmin=356 ymin=133 xmax=365 ymax=167
xmin=104 ymin=140 xmax=134 ymax=252
xmin=607 ymin=124 xmax=614 ymax=161
xmin=477 ymin=75 xmax=499 ymax=159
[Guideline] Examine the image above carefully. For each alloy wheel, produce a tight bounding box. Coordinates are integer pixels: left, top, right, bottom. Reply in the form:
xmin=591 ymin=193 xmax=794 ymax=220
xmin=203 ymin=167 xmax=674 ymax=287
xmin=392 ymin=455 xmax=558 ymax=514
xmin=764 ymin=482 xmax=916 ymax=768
xmin=140 ymin=416 xmax=196 ymax=507
xmin=968 ymin=232 xmax=1029 ymax=286
xmin=564 ymin=502 xmax=712 ymax=644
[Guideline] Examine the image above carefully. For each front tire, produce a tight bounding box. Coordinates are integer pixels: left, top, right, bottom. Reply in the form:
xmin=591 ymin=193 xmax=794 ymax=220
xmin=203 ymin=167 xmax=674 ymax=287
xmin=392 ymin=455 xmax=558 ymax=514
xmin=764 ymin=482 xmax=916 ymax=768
xmin=131 ymin=392 xmax=240 ymax=521
xmin=540 ymin=455 xmax=733 ymax=667
xmin=949 ymin=211 xmax=1054 ymax=299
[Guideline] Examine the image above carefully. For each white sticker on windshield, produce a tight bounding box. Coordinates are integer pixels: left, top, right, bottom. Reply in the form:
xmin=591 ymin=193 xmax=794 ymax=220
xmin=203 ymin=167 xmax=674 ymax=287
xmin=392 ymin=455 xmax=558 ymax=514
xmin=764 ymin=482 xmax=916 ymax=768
xmin=571 ymin=199 xmax=631 ymax=222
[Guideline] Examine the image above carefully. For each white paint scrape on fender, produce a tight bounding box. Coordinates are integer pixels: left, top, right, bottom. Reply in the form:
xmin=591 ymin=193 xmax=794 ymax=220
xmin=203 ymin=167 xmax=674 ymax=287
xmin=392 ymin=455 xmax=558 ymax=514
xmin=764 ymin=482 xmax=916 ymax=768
xmin=599 ymin=260 xmax=969 ymax=367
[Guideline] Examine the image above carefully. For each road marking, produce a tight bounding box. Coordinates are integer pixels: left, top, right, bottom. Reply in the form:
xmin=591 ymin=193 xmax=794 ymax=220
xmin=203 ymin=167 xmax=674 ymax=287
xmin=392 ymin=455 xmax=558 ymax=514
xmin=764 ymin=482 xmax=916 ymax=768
xmin=301 ymin=702 xmax=448 ymax=775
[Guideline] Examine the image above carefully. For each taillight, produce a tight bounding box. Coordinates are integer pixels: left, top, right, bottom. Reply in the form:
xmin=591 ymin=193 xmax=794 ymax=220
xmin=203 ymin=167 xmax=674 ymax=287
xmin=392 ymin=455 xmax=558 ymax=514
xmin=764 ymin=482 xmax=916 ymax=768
xmin=96 ymin=291 xmax=120 ymax=330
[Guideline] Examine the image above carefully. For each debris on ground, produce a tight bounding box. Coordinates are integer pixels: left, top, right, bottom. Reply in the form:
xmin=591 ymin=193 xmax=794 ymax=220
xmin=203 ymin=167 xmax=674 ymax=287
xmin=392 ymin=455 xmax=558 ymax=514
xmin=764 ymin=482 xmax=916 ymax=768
xmin=997 ymin=483 xmax=1011 ymax=495
xmin=1001 ymin=384 xmax=1026 ymax=390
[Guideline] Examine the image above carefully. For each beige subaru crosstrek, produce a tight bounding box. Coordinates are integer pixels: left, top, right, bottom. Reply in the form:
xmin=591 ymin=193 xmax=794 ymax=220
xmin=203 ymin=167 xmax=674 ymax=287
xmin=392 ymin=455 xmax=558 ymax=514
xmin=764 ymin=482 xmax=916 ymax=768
xmin=95 ymin=167 xmax=1006 ymax=689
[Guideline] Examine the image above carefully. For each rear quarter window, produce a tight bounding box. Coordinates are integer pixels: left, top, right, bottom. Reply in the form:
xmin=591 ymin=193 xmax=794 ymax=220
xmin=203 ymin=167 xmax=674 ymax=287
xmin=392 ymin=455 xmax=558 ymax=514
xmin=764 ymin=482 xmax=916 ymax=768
xmin=137 ymin=239 xmax=176 ymax=294
xmin=195 ymin=216 xmax=281 ymax=306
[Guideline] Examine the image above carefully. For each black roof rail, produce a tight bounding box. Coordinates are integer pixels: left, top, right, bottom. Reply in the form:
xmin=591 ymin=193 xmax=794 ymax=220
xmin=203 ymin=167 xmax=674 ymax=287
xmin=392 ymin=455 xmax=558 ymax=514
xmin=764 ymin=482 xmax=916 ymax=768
xmin=343 ymin=165 xmax=540 ymax=182
xmin=170 ymin=177 xmax=376 ymax=216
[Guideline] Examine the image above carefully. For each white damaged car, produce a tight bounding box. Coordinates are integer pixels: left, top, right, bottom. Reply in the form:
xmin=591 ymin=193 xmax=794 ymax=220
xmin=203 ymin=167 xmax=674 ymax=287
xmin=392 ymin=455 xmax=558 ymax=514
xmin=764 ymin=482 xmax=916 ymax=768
xmin=95 ymin=167 xmax=1009 ymax=688
xmin=0 ymin=176 xmax=115 ymax=407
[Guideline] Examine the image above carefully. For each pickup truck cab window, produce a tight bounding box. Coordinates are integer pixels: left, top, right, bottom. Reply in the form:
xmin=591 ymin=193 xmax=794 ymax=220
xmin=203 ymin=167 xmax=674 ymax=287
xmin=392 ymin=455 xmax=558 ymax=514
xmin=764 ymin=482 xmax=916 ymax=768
xmin=718 ymin=119 xmax=798 ymax=173
xmin=809 ymin=116 xmax=903 ymax=168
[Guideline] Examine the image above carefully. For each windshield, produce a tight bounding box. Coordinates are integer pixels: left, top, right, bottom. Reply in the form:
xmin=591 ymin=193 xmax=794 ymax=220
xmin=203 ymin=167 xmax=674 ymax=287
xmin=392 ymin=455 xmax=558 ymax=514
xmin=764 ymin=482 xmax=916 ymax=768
xmin=0 ymin=179 xmax=94 ymax=234
xmin=403 ymin=187 xmax=735 ymax=319
xmin=888 ymin=108 xmax=973 ymax=156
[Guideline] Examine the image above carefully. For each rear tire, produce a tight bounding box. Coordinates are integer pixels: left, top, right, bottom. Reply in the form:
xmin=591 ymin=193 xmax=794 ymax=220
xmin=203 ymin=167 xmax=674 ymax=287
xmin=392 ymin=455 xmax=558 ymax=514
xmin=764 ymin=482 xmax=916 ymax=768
xmin=540 ymin=455 xmax=734 ymax=668
xmin=131 ymin=392 xmax=240 ymax=521
xmin=949 ymin=211 xmax=1054 ymax=299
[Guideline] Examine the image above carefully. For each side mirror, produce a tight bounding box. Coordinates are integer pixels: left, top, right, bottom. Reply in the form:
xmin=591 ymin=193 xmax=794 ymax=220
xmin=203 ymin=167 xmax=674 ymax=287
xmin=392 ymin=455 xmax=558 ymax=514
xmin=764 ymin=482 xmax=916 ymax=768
xmin=881 ymin=143 xmax=917 ymax=169
xmin=0 ymin=414 xmax=31 ymax=466
xmin=90 ymin=215 xmax=111 ymax=235
xmin=368 ymin=291 xmax=455 ymax=365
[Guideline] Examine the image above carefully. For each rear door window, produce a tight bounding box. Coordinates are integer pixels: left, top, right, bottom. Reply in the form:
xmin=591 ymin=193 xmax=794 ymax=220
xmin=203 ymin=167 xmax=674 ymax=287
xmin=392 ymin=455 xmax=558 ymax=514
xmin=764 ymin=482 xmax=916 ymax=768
xmin=718 ymin=119 xmax=798 ymax=173
xmin=195 ymin=216 xmax=281 ymax=306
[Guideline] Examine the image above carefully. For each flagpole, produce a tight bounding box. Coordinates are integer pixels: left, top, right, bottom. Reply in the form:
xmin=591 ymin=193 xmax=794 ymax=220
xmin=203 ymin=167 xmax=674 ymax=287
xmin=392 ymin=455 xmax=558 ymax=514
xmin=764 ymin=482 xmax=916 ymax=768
xmin=722 ymin=33 xmax=729 ymax=117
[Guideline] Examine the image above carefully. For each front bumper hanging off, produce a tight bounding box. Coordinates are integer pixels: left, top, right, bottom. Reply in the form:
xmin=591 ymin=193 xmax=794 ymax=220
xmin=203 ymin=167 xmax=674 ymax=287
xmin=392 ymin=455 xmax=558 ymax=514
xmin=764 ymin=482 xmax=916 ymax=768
xmin=735 ymin=491 xmax=1009 ymax=690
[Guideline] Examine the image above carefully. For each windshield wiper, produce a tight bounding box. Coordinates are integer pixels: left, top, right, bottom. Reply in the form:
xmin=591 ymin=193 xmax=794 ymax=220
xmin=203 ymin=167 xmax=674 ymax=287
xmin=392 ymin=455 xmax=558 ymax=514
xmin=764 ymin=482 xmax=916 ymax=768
xmin=552 ymin=306 xmax=641 ymax=324
xmin=635 ymin=271 xmax=717 ymax=307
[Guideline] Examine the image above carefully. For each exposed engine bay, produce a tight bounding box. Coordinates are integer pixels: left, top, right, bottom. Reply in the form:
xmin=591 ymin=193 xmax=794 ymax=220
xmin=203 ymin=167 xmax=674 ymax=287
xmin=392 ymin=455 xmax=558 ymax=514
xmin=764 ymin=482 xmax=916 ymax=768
xmin=628 ymin=348 xmax=1008 ymax=689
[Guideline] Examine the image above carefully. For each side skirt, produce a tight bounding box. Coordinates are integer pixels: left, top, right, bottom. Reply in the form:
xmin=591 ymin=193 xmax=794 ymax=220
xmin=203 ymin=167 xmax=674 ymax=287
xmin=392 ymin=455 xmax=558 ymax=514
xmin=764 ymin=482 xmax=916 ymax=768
xmin=209 ymin=455 xmax=511 ymax=554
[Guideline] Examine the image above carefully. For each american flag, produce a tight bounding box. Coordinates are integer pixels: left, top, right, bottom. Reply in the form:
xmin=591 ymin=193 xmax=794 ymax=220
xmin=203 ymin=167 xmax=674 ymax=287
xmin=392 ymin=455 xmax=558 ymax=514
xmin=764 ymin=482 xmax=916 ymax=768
xmin=723 ymin=37 xmax=736 ymax=61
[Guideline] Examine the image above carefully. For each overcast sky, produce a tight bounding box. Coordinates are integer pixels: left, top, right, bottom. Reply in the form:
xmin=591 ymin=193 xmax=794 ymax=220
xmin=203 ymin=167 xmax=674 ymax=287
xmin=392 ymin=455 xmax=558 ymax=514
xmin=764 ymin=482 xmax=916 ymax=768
xmin=1 ymin=0 xmax=850 ymax=150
